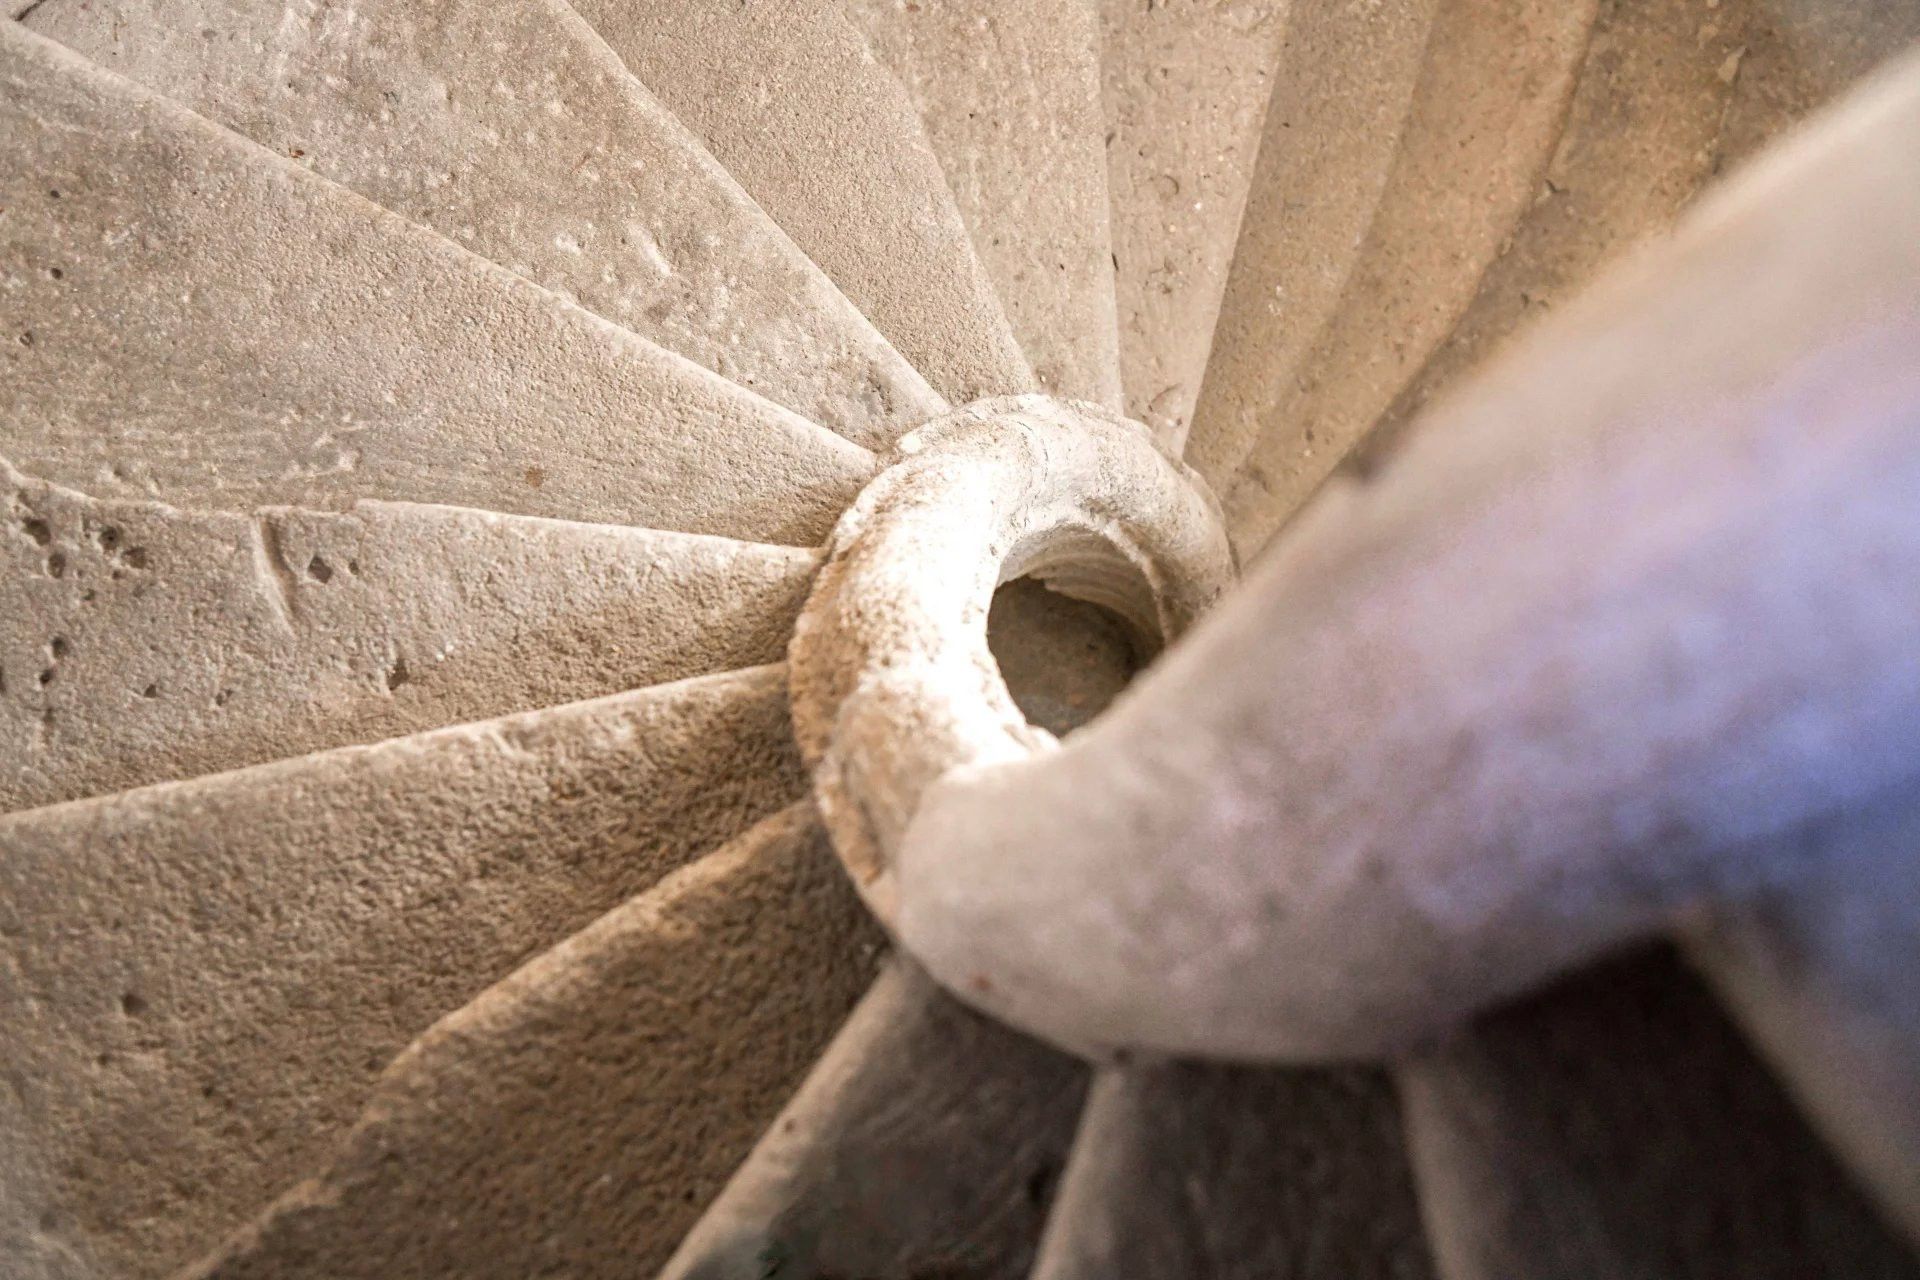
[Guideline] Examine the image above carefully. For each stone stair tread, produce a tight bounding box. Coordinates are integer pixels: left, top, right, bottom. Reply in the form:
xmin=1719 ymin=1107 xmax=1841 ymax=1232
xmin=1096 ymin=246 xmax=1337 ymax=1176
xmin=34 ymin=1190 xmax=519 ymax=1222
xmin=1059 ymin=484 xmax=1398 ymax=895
xmin=0 ymin=665 xmax=808 ymax=1279
xmin=1029 ymin=1061 xmax=1434 ymax=1279
xmin=183 ymin=804 xmax=883 ymax=1280
xmin=662 ymin=960 xmax=1087 ymax=1280
xmin=1687 ymin=788 xmax=1920 ymax=1245
xmin=572 ymin=0 xmax=1033 ymax=408
xmin=1340 ymin=0 xmax=1920 ymax=486
xmin=18 ymin=0 xmax=940 ymax=449
xmin=1399 ymin=948 xmax=1919 ymax=1279
xmin=847 ymin=0 xmax=1122 ymax=408
xmin=1180 ymin=0 xmax=1438 ymax=491
xmin=1099 ymin=0 xmax=1288 ymax=446
xmin=1216 ymin=0 xmax=1597 ymax=555
xmin=1 ymin=456 xmax=817 ymax=811
xmin=0 ymin=22 xmax=870 ymax=546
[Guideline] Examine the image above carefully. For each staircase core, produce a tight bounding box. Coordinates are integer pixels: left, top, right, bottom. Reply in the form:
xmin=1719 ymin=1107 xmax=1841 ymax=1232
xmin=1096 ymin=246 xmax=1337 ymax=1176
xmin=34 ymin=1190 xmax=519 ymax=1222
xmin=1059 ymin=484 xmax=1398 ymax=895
xmin=788 ymin=394 xmax=1235 ymax=930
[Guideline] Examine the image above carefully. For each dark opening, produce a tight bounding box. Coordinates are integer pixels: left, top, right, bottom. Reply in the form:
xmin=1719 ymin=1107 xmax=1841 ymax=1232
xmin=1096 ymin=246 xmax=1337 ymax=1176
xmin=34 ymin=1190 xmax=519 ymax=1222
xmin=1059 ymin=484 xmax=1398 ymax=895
xmin=985 ymin=578 xmax=1148 ymax=737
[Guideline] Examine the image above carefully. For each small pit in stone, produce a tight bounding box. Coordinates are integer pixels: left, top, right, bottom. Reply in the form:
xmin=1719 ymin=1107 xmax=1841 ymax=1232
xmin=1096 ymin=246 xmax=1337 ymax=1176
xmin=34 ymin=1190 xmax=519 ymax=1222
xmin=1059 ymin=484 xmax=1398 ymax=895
xmin=986 ymin=578 xmax=1148 ymax=737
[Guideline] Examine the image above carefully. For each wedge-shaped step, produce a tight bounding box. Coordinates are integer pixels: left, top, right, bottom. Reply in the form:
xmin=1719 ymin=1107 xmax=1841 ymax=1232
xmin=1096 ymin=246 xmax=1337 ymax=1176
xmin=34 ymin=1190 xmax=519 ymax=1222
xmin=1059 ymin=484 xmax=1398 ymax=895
xmin=1100 ymin=0 xmax=1289 ymax=443
xmin=1031 ymin=1063 xmax=1434 ymax=1279
xmin=1347 ymin=0 xmax=1920 ymax=481
xmin=571 ymin=0 xmax=1033 ymax=406
xmin=1 ymin=460 xmax=816 ymax=811
xmin=1400 ymin=948 xmax=1918 ymax=1279
xmin=664 ymin=961 xmax=1087 ymax=1280
xmin=848 ymin=0 xmax=1122 ymax=407
xmin=1688 ymin=789 xmax=1920 ymax=1245
xmin=187 ymin=805 xmax=883 ymax=1280
xmin=0 ymin=667 xmax=805 ymax=1280
xmin=1339 ymin=0 xmax=1749 ymax=478
xmin=1183 ymin=0 xmax=1437 ymax=481
xmin=19 ymin=0 xmax=938 ymax=447
xmin=0 ymin=24 xmax=869 ymax=545
xmin=1213 ymin=0 xmax=1599 ymax=554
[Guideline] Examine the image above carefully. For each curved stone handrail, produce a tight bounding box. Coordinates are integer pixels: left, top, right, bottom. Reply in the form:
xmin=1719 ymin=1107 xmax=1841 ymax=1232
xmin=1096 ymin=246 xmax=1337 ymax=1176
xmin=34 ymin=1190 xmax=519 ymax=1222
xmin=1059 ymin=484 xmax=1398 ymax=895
xmin=887 ymin=53 xmax=1920 ymax=1071
xmin=788 ymin=395 xmax=1236 ymax=924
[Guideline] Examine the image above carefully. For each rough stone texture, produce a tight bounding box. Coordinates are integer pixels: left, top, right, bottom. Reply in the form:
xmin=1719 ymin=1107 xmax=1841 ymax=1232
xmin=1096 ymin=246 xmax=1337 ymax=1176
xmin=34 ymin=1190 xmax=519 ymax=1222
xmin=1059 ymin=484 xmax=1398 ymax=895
xmin=20 ymin=0 xmax=940 ymax=449
xmin=1032 ymin=1062 xmax=1434 ymax=1279
xmin=849 ymin=0 xmax=1123 ymax=408
xmin=1344 ymin=0 xmax=1754 ymax=482
xmin=897 ymin=56 xmax=1920 ymax=1069
xmin=788 ymin=396 xmax=1233 ymax=925
xmin=987 ymin=578 xmax=1142 ymax=738
xmin=187 ymin=805 xmax=883 ymax=1280
xmin=1350 ymin=0 xmax=1920 ymax=486
xmin=573 ymin=0 xmax=1034 ymax=408
xmin=2 ymin=459 xmax=816 ymax=811
xmin=3 ymin=3 xmax=1919 ymax=1275
xmin=1401 ymin=947 xmax=1919 ymax=1278
xmin=1208 ymin=0 xmax=1599 ymax=555
xmin=1183 ymin=0 xmax=1437 ymax=487
xmin=0 ymin=666 xmax=806 ymax=1279
xmin=664 ymin=961 xmax=1086 ymax=1280
xmin=1100 ymin=0 xmax=1288 ymax=445
xmin=0 ymin=23 xmax=871 ymax=545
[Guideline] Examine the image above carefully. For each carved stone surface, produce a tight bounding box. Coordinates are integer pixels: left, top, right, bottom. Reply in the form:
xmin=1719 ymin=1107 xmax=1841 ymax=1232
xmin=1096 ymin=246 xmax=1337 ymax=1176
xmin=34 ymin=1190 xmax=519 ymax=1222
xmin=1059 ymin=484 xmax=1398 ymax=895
xmin=3 ymin=2 xmax=1918 ymax=1276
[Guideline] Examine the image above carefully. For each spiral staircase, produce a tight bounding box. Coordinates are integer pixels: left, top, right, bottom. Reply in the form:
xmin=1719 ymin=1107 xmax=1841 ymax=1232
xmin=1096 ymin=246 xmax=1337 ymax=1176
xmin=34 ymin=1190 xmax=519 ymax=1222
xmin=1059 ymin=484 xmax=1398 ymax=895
xmin=4 ymin=2 xmax=1920 ymax=1277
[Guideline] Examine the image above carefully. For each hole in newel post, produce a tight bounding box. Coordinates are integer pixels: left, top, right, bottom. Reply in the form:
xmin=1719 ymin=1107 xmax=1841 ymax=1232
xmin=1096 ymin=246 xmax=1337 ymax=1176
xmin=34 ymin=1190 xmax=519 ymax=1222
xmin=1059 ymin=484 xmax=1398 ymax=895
xmin=986 ymin=579 xmax=1148 ymax=737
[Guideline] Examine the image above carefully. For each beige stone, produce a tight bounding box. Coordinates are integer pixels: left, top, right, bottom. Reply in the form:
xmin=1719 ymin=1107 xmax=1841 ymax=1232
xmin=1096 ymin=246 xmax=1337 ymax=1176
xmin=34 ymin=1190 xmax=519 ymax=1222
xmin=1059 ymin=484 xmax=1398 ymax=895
xmin=1100 ymin=0 xmax=1289 ymax=445
xmin=849 ymin=0 xmax=1123 ymax=407
xmin=0 ymin=666 xmax=805 ymax=1277
xmin=896 ymin=55 xmax=1920 ymax=1074
xmin=0 ymin=24 xmax=870 ymax=545
xmin=788 ymin=395 xmax=1233 ymax=923
xmin=2 ymin=458 xmax=815 ymax=811
xmin=573 ymin=0 xmax=1034 ymax=408
xmin=1401 ymin=950 xmax=1915 ymax=1278
xmin=2 ymin=0 xmax=1918 ymax=1274
xmin=189 ymin=805 xmax=882 ymax=1280
xmin=20 ymin=0 xmax=939 ymax=448
xmin=1032 ymin=1063 xmax=1429 ymax=1279
xmin=1182 ymin=0 xmax=1438 ymax=488
xmin=1202 ymin=0 xmax=1598 ymax=554
xmin=663 ymin=962 xmax=1085 ymax=1280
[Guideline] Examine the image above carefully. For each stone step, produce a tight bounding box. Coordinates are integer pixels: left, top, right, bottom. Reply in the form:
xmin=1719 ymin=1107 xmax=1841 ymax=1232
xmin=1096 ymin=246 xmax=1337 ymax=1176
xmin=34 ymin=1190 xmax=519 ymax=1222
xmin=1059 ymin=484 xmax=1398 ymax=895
xmin=18 ymin=0 xmax=940 ymax=449
xmin=1180 ymin=0 xmax=1438 ymax=490
xmin=185 ymin=805 xmax=883 ymax=1280
xmin=1029 ymin=1061 xmax=1433 ymax=1279
xmin=1687 ymin=788 xmax=1920 ymax=1246
xmin=0 ymin=22 xmax=870 ymax=545
xmin=1 ymin=457 xmax=816 ymax=811
xmin=1197 ymin=0 xmax=1598 ymax=555
xmin=662 ymin=961 xmax=1086 ymax=1280
xmin=1099 ymin=0 xmax=1289 ymax=445
xmin=0 ymin=666 xmax=807 ymax=1279
xmin=1342 ymin=0 xmax=1920 ymax=484
xmin=571 ymin=0 xmax=1033 ymax=408
xmin=1399 ymin=949 xmax=1919 ymax=1279
xmin=847 ymin=0 xmax=1121 ymax=408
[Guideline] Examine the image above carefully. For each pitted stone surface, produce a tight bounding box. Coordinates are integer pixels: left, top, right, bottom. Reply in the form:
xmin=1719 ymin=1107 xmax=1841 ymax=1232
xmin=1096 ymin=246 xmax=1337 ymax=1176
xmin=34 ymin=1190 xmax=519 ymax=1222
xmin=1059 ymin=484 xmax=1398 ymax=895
xmin=0 ymin=24 xmax=869 ymax=545
xmin=573 ymin=0 xmax=1034 ymax=408
xmin=2 ymin=3 xmax=1919 ymax=1275
xmin=189 ymin=806 xmax=883 ymax=1280
xmin=789 ymin=395 xmax=1233 ymax=923
xmin=0 ymin=667 xmax=807 ymax=1279
xmin=849 ymin=0 xmax=1123 ymax=408
xmin=21 ymin=0 xmax=941 ymax=447
xmin=1100 ymin=0 xmax=1289 ymax=446
xmin=1 ymin=460 xmax=816 ymax=811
